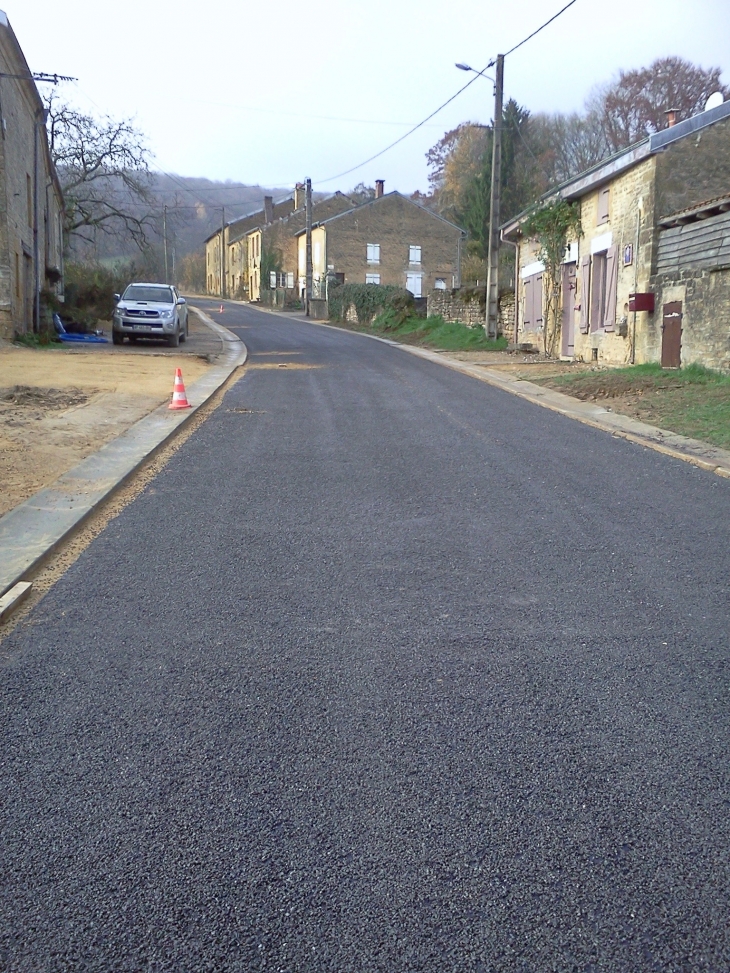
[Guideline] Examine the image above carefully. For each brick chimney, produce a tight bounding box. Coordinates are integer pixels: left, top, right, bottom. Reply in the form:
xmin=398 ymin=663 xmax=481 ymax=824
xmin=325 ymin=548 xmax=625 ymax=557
xmin=264 ymin=195 xmax=274 ymax=223
xmin=665 ymin=108 xmax=678 ymax=128
xmin=375 ymin=180 xmax=385 ymax=198
xmin=294 ymin=183 xmax=305 ymax=210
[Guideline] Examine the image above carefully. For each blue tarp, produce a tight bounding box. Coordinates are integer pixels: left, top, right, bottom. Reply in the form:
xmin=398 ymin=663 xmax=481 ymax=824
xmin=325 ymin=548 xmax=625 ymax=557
xmin=54 ymin=314 xmax=109 ymax=344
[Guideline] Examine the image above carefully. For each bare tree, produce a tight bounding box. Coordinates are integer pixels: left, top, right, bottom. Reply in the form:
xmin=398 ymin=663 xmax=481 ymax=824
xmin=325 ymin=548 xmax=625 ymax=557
xmin=45 ymin=92 xmax=157 ymax=252
xmin=592 ymin=57 xmax=730 ymax=152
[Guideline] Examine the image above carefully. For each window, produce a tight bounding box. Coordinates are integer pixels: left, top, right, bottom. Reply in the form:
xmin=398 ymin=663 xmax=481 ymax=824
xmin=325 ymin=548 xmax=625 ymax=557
xmin=405 ymin=273 xmax=422 ymax=297
xmin=270 ymin=271 xmax=277 ymax=288
xmin=597 ymin=186 xmax=610 ymax=225
xmin=435 ymin=278 xmax=447 ymax=290
xmin=409 ymin=245 xmax=422 ymax=265
xmin=366 ymin=243 xmax=380 ymax=264
xmin=581 ymin=245 xmax=618 ymax=333
xmin=365 ymin=273 xmax=381 ymax=285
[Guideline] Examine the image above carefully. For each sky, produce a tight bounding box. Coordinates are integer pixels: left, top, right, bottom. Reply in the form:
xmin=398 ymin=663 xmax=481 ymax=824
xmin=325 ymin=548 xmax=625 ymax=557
xmin=10 ymin=0 xmax=730 ymax=198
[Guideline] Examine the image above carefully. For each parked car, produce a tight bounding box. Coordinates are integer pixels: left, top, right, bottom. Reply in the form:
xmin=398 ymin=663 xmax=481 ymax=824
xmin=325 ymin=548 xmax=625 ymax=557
xmin=112 ymin=283 xmax=188 ymax=347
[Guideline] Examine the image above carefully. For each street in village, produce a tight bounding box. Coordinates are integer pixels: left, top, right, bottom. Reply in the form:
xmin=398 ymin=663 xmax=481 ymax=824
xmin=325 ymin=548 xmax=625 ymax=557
xmin=1 ymin=301 xmax=729 ymax=970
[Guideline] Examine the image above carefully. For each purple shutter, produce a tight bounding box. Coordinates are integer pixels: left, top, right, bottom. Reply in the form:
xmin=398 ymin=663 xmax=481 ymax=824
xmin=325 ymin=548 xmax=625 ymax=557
xmin=579 ymin=255 xmax=591 ymax=333
xmin=598 ymin=187 xmax=610 ymax=224
xmin=535 ymin=274 xmax=543 ymax=328
xmin=523 ymin=276 xmax=533 ymax=329
xmin=602 ymin=245 xmax=618 ymax=331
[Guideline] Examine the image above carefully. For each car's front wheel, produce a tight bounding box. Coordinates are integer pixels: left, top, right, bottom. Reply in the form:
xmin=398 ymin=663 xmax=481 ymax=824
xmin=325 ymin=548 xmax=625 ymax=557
xmin=112 ymin=331 xmax=124 ymax=345
xmin=167 ymin=327 xmax=180 ymax=348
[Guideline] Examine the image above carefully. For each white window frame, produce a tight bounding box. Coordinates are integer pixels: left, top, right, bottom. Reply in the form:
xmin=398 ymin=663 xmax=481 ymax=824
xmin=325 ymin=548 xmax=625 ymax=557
xmin=409 ymin=245 xmax=422 ymax=265
xmin=434 ymin=278 xmax=447 ymax=290
xmin=366 ymin=243 xmax=380 ymax=264
xmin=365 ymin=273 xmax=381 ymax=285
xmin=405 ymin=273 xmax=423 ymax=297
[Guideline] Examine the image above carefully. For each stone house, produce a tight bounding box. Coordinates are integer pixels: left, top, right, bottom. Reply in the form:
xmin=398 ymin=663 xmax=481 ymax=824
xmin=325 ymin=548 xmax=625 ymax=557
xmin=502 ymin=98 xmax=730 ymax=367
xmin=295 ymin=183 xmax=465 ymax=301
xmin=0 ymin=10 xmax=64 ymax=339
xmin=204 ymin=194 xmax=294 ymax=298
xmin=247 ymin=189 xmax=356 ymax=303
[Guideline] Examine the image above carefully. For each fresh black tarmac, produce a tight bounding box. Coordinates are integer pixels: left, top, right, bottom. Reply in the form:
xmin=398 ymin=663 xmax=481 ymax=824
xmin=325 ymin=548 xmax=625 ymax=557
xmin=2 ymin=300 xmax=729 ymax=971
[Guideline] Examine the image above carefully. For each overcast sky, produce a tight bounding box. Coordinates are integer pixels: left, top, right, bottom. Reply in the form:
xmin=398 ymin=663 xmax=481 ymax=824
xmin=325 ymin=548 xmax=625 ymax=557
xmin=10 ymin=0 xmax=730 ymax=197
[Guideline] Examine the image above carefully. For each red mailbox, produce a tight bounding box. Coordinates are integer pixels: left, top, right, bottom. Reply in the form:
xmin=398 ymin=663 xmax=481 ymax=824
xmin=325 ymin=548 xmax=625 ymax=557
xmin=629 ymin=292 xmax=655 ymax=312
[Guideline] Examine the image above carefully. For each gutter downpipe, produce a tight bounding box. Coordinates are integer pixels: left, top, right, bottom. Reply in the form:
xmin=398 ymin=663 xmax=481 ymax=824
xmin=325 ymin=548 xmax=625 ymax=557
xmin=501 ymin=227 xmax=519 ymax=347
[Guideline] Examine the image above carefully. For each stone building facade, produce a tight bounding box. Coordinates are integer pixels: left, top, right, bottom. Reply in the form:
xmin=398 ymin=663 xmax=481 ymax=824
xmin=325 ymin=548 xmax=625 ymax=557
xmin=503 ymin=99 xmax=730 ymax=367
xmin=296 ymin=191 xmax=465 ymax=300
xmin=0 ymin=10 xmax=64 ymax=339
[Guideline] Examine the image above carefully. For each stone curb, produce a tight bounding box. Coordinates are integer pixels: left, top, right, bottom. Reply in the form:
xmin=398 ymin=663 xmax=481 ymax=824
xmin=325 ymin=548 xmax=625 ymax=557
xmin=0 ymin=309 xmax=247 ymax=599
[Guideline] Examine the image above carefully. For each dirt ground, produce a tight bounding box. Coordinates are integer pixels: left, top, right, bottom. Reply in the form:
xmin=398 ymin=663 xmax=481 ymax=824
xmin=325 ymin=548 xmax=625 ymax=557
xmin=432 ymin=348 xmax=597 ymax=380
xmin=0 ymin=343 xmax=210 ymax=517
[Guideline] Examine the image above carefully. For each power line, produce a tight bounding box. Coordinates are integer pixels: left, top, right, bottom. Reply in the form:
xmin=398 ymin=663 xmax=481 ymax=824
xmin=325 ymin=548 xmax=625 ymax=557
xmin=313 ymin=0 xmax=580 ymax=187
xmin=314 ymin=66 xmax=492 ymax=186
xmin=503 ymin=0 xmax=579 ymax=57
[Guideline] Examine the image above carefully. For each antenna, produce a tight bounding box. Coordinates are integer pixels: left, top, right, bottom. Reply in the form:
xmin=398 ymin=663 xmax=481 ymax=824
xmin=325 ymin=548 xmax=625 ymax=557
xmin=705 ymin=91 xmax=724 ymax=112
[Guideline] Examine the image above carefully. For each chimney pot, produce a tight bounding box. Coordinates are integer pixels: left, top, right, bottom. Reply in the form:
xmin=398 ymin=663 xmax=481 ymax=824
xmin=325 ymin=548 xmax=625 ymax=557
xmin=665 ymin=108 xmax=678 ymax=128
xmin=375 ymin=180 xmax=385 ymax=198
xmin=264 ymin=195 xmax=274 ymax=223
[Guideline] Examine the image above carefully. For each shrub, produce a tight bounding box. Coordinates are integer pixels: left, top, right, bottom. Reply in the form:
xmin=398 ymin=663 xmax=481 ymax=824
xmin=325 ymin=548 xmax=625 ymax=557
xmin=328 ymin=282 xmax=412 ymax=324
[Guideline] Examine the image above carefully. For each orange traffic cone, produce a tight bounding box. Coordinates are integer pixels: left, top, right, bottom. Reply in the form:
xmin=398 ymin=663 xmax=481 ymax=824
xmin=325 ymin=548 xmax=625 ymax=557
xmin=219 ymin=304 xmax=224 ymax=313
xmin=169 ymin=368 xmax=191 ymax=410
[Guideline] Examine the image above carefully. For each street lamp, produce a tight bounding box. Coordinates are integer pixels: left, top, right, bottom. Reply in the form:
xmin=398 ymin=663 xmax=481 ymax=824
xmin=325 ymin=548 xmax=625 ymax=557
xmin=456 ymin=56 xmax=504 ymax=340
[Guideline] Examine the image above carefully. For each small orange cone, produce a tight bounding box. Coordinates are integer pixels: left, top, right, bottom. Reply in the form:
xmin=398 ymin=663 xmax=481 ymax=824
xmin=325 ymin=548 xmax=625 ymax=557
xmin=219 ymin=304 xmax=224 ymax=313
xmin=169 ymin=368 xmax=191 ymax=410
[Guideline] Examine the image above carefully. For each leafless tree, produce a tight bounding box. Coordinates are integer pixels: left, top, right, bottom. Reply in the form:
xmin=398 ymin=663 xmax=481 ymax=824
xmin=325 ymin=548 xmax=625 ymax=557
xmin=592 ymin=57 xmax=730 ymax=152
xmin=45 ymin=92 xmax=157 ymax=252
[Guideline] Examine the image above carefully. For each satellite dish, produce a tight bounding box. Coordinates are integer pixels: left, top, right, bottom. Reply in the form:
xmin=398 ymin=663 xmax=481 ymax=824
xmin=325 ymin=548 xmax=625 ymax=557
xmin=705 ymin=91 xmax=724 ymax=111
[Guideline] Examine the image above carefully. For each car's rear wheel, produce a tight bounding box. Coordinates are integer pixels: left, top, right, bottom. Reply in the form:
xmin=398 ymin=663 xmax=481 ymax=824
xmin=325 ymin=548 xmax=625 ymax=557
xmin=112 ymin=331 xmax=124 ymax=345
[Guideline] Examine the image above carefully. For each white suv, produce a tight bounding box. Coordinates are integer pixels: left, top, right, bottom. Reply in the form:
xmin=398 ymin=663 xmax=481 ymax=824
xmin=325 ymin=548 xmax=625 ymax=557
xmin=112 ymin=283 xmax=188 ymax=347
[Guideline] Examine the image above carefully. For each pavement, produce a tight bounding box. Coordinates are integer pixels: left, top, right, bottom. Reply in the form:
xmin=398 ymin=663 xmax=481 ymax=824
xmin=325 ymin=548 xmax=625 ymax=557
xmin=1 ymin=299 xmax=730 ymax=970
xmin=0 ymin=308 xmax=246 ymax=600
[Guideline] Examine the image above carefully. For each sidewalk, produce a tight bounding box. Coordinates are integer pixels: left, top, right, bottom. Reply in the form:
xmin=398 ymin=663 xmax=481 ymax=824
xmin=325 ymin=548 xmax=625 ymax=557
xmin=0 ymin=309 xmax=247 ymax=600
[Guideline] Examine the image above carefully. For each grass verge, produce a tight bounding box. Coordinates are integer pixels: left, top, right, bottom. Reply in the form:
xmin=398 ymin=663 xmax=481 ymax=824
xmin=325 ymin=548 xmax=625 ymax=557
xmin=335 ymin=310 xmax=508 ymax=353
xmin=536 ymin=362 xmax=730 ymax=449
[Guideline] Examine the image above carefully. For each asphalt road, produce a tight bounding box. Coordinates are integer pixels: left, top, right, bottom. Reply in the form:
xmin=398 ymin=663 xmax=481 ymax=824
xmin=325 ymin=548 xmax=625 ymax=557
xmin=2 ymin=300 xmax=729 ymax=972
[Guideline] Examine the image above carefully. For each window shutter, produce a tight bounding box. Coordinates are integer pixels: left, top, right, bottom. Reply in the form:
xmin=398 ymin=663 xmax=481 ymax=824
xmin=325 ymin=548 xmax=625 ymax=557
xmin=579 ymin=255 xmax=591 ymax=333
xmin=532 ymin=274 xmax=543 ymax=331
xmin=523 ymin=276 xmax=533 ymax=329
xmin=598 ymin=187 xmax=610 ymax=224
xmin=602 ymin=245 xmax=618 ymax=331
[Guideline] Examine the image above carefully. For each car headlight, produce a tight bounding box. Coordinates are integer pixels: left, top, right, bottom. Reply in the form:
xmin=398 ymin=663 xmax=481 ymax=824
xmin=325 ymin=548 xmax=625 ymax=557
xmin=159 ymin=309 xmax=174 ymax=320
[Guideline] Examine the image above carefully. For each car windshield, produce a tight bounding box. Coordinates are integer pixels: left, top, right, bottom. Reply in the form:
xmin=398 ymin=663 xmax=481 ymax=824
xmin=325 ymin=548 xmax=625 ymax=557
xmin=122 ymin=285 xmax=174 ymax=304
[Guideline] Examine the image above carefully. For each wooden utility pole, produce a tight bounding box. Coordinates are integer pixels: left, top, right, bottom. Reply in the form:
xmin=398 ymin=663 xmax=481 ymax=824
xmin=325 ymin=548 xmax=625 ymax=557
xmin=485 ymin=54 xmax=504 ymax=340
xmin=163 ymin=204 xmax=169 ymax=284
xmin=305 ymin=178 xmax=313 ymax=316
xmin=220 ymin=206 xmax=226 ymax=299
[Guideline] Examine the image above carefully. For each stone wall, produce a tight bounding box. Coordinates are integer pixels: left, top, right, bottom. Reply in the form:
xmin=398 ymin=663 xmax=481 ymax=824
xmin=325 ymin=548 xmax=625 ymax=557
xmin=0 ymin=18 xmax=64 ymax=339
xmin=427 ymin=289 xmax=483 ymax=327
xmin=651 ymin=268 xmax=730 ymax=371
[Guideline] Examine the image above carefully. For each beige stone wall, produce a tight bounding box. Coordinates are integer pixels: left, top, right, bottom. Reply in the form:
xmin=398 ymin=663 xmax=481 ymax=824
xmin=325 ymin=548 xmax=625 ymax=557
xmin=323 ymin=194 xmax=462 ymax=294
xmin=427 ymin=289 xmax=484 ymax=327
xmin=651 ymin=270 xmax=730 ymax=371
xmin=574 ymin=157 xmax=657 ymax=365
xmin=0 ymin=19 xmax=64 ymax=339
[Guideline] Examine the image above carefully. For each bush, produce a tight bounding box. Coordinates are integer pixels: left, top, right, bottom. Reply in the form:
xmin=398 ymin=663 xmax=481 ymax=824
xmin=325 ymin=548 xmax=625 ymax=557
xmin=328 ymin=282 xmax=412 ymax=324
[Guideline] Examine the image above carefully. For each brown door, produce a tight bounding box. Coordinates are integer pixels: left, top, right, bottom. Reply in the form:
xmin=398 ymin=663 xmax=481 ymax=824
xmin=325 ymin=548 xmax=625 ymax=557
xmin=561 ymin=262 xmax=577 ymax=357
xmin=661 ymin=301 xmax=682 ymax=368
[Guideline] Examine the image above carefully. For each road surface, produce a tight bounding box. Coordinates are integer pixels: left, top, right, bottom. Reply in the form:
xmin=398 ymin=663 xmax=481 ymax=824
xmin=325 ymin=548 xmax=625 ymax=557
xmin=1 ymin=300 xmax=729 ymax=971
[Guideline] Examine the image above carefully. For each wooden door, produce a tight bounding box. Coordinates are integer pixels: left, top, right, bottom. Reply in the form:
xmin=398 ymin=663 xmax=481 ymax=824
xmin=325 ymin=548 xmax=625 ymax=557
xmin=561 ymin=262 xmax=577 ymax=357
xmin=661 ymin=301 xmax=682 ymax=368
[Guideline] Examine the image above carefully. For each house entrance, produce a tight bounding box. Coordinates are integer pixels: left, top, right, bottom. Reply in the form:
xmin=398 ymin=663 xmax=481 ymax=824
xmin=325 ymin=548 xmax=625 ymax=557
xmin=561 ymin=261 xmax=576 ymax=357
xmin=661 ymin=301 xmax=682 ymax=368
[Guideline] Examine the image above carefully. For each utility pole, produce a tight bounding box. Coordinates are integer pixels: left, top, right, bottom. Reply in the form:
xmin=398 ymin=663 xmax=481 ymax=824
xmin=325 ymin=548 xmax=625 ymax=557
xmin=220 ymin=206 xmax=226 ymax=299
xmin=485 ymin=53 xmax=504 ymax=341
xmin=163 ymin=204 xmax=169 ymax=284
xmin=305 ymin=178 xmax=313 ymax=316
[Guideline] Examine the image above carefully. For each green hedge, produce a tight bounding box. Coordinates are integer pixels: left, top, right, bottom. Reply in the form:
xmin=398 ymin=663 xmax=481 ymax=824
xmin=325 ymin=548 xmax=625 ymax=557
xmin=328 ymin=282 xmax=414 ymax=324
